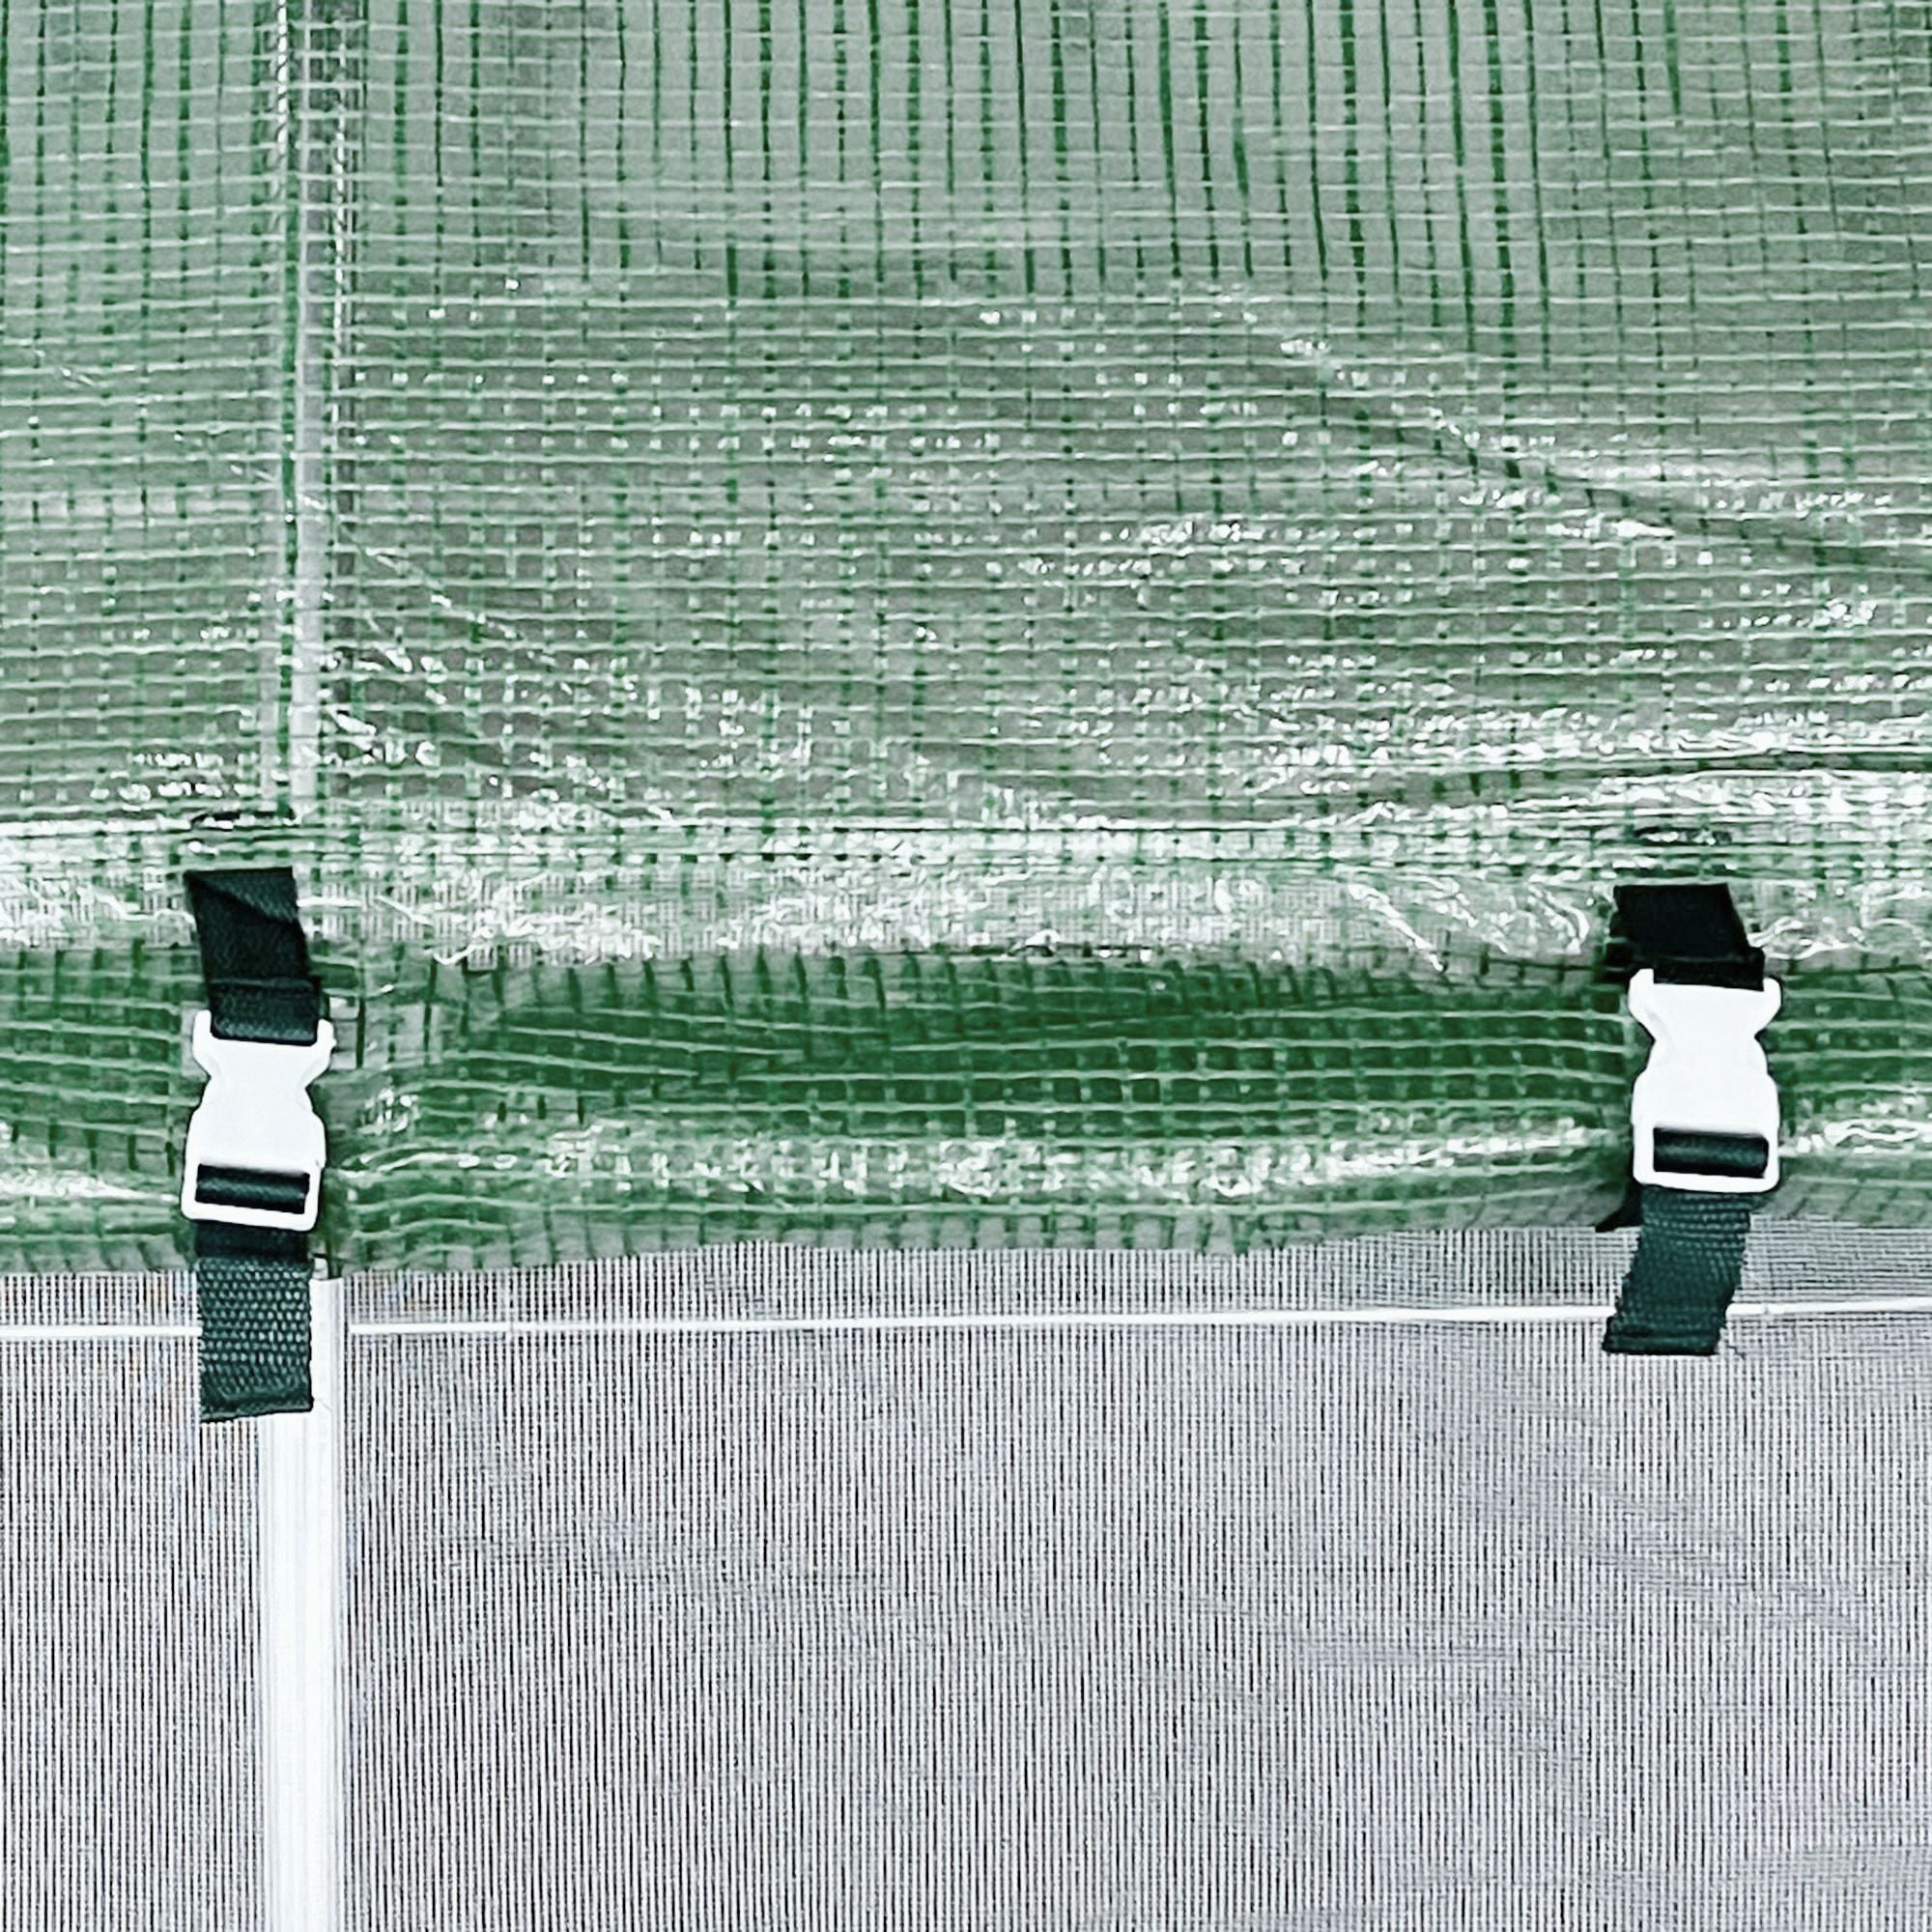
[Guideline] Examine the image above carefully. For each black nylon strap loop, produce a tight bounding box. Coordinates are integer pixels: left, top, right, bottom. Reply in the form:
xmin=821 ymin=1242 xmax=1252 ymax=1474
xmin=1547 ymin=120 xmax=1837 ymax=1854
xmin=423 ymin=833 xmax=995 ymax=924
xmin=185 ymin=868 xmax=323 ymax=1045
xmin=185 ymin=867 xmax=323 ymax=1422
xmin=1651 ymin=1127 xmax=1768 ymax=1181
xmin=191 ymin=1164 xmax=316 ymax=1217
xmin=1609 ymin=882 xmax=1765 ymax=990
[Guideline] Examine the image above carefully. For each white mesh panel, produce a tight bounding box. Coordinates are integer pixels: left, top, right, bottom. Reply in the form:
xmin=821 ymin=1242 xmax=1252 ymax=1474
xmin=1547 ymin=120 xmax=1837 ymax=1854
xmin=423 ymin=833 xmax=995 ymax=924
xmin=0 ymin=1278 xmax=260 ymax=1931
xmin=8 ymin=1239 xmax=1930 ymax=1928
xmin=341 ymin=1238 xmax=1932 ymax=1930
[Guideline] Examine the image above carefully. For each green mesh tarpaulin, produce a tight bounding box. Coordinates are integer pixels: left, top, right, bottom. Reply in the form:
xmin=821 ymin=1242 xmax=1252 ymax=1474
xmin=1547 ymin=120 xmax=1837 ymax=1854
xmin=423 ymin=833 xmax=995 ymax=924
xmin=4 ymin=0 xmax=1930 ymax=1265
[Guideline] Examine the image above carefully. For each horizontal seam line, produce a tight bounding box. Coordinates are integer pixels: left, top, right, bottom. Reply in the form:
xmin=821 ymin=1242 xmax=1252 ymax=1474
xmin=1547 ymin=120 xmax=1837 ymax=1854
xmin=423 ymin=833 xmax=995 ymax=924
xmin=347 ymin=1295 xmax=1932 ymax=1335
xmin=6 ymin=1297 xmax=1932 ymax=1344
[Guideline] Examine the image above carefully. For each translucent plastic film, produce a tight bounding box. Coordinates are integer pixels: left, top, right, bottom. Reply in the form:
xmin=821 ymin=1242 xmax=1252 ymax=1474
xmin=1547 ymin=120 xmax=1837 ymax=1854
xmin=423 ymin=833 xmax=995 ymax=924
xmin=4 ymin=0 xmax=1931 ymax=1262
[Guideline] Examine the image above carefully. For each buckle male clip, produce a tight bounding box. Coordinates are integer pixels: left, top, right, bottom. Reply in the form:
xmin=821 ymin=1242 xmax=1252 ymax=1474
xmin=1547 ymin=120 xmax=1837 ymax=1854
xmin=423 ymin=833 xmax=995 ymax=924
xmin=180 ymin=1011 xmax=334 ymax=1233
xmin=1628 ymin=969 xmax=1781 ymax=1196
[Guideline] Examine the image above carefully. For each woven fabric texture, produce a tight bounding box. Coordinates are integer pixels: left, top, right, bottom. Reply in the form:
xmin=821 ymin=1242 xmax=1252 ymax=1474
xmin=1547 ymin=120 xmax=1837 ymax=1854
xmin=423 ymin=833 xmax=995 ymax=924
xmin=336 ymin=1241 xmax=1932 ymax=1931
xmin=9 ymin=1237 xmax=1930 ymax=1929
xmin=5 ymin=0 xmax=1932 ymax=1259
xmin=0 ymin=1281 xmax=260 ymax=1932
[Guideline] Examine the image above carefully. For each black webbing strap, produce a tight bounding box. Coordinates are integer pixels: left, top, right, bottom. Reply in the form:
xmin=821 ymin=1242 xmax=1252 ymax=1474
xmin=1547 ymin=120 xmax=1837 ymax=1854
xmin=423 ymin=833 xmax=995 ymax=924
xmin=1603 ymin=885 xmax=1766 ymax=1358
xmin=195 ymin=1224 xmax=314 ymax=1420
xmin=1605 ymin=882 xmax=1766 ymax=992
xmin=185 ymin=868 xmax=324 ymax=1422
xmin=185 ymin=869 xmax=324 ymax=1046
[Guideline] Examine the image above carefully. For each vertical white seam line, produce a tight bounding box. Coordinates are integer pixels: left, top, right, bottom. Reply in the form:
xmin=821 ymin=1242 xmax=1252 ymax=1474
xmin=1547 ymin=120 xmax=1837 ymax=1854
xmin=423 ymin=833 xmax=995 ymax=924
xmin=257 ymin=1271 xmax=345 ymax=1932
xmin=284 ymin=0 xmax=327 ymax=819
xmin=265 ymin=0 xmax=336 ymax=1891
xmin=262 ymin=0 xmax=296 ymax=810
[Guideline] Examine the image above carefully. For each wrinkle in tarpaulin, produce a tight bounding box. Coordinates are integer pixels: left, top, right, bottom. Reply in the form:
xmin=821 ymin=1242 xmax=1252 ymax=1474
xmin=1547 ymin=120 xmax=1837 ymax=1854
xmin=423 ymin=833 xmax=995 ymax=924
xmin=1 ymin=0 xmax=1930 ymax=1264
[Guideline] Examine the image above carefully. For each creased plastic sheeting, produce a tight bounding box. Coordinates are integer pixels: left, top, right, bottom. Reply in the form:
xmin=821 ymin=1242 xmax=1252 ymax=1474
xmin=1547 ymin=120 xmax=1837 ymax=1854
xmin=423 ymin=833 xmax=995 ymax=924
xmin=4 ymin=0 xmax=1932 ymax=1256
xmin=343 ymin=1242 xmax=1932 ymax=1931
xmin=8 ymin=944 xmax=1932 ymax=1271
xmin=331 ymin=0 xmax=1932 ymax=955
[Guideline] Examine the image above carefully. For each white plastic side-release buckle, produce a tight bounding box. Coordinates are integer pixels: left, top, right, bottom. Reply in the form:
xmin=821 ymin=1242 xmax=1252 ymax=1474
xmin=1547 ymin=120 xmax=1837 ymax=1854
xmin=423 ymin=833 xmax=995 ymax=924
xmin=1629 ymin=969 xmax=1781 ymax=1196
xmin=181 ymin=1010 xmax=335 ymax=1233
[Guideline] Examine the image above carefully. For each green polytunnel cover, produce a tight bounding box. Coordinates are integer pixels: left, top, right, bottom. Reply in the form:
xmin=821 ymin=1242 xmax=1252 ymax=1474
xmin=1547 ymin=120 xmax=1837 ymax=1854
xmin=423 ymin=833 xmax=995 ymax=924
xmin=4 ymin=0 xmax=1931 ymax=1266
xmin=13 ymin=6 xmax=1932 ymax=1932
